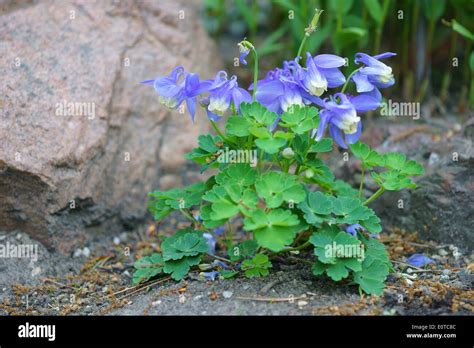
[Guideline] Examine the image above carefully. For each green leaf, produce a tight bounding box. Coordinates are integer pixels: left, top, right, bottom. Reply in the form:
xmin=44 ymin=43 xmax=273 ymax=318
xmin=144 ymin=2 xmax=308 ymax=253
xmin=244 ymin=209 xmax=304 ymax=251
xmin=226 ymin=116 xmax=252 ymax=137
xmin=421 ymin=0 xmax=446 ymax=22
xmin=364 ymin=238 xmax=391 ymax=266
xmin=349 ymin=142 xmax=385 ymax=167
xmin=372 ymin=170 xmax=417 ymax=191
xmin=228 ymin=240 xmax=259 ymax=261
xmin=148 ymin=183 xmax=206 ymax=221
xmin=132 ymin=253 xmax=164 ymax=285
xmin=309 ymin=138 xmax=333 ymax=153
xmin=329 ymin=0 xmax=354 ymax=14
xmin=163 ymin=255 xmax=202 ymax=281
xmin=255 ymin=137 xmax=287 ymax=154
xmin=279 ymin=105 xmax=320 ymax=134
xmin=354 ymin=258 xmax=389 ymax=295
xmin=401 ymin=160 xmax=424 ymax=176
xmin=364 ymin=0 xmax=383 ymax=25
xmin=309 ymin=226 xmax=364 ymax=281
xmin=185 ymin=134 xmax=223 ymax=171
xmin=221 ymin=270 xmax=239 ymax=279
xmin=240 ymin=102 xmax=278 ymax=127
xmin=452 ymin=19 xmax=474 ymax=41
xmin=255 ymin=172 xmax=306 ymax=208
xmin=241 ymin=254 xmax=272 ymax=278
xmin=383 ymin=152 xmax=407 ymax=170
xmin=215 ymin=163 xmax=257 ymax=187
xmin=360 ymin=211 xmax=382 ymax=233
xmin=161 ymin=229 xmax=209 ymax=261
xmin=298 ymin=191 xmax=334 ymax=226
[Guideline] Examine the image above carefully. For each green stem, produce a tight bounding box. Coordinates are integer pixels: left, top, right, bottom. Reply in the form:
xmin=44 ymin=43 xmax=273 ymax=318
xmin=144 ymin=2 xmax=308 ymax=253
xmin=227 ymin=220 xmax=233 ymax=246
xmin=358 ymin=163 xmax=365 ymax=198
xmin=296 ymin=35 xmax=308 ymax=60
xmin=179 ymin=209 xmax=197 ymax=224
xmin=269 ymin=240 xmax=311 ymax=257
xmin=252 ymin=48 xmax=259 ymax=99
xmin=210 ymin=120 xmax=229 ymax=143
xmin=363 ymin=187 xmax=385 ymax=206
xmin=341 ymin=68 xmax=360 ymax=94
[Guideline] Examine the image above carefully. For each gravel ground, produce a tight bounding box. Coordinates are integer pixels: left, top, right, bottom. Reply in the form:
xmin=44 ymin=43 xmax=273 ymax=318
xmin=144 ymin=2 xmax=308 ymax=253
xmin=1 ymin=220 xmax=472 ymax=316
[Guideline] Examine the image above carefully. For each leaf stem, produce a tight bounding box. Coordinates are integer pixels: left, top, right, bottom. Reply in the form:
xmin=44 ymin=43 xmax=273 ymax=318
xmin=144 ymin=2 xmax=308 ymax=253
xmin=210 ymin=120 xmax=229 ymax=143
xmin=268 ymin=241 xmax=311 ymax=257
xmin=341 ymin=68 xmax=360 ymax=94
xmin=252 ymin=47 xmax=259 ymax=99
xmin=358 ymin=163 xmax=365 ymax=198
xmin=363 ymin=187 xmax=385 ymax=205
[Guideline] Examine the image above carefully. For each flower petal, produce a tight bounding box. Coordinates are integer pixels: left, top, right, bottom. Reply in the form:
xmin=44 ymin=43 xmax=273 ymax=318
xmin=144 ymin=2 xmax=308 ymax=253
xmin=319 ymin=67 xmax=346 ymax=88
xmin=314 ymin=54 xmax=346 ymax=68
xmin=329 ymin=123 xmax=347 ymax=148
xmin=352 ymin=71 xmax=374 ymax=93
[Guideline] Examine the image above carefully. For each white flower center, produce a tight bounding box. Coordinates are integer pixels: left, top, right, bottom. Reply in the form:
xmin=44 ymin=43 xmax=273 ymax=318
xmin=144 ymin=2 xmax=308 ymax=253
xmin=334 ymin=109 xmax=360 ymax=134
xmin=208 ymin=97 xmax=229 ymax=115
xmin=158 ymin=96 xmax=179 ymax=109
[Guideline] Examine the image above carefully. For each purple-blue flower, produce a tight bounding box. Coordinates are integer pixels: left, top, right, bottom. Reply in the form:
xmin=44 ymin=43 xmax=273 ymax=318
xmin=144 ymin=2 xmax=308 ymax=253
xmin=238 ymin=42 xmax=251 ymax=65
xmin=314 ymin=93 xmax=361 ymax=148
xmin=252 ymin=61 xmax=305 ymax=115
xmin=200 ymin=71 xmax=252 ymax=121
xmin=352 ymin=52 xmax=396 ymax=93
xmin=406 ymin=253 xmax=434 ymax=267
xmin=300 ymin=52 xmax=346 ymax=97
xmin=200 ymin=271 xmax=220 ymax=281
xmin=141 ymin=66 xmax=208 ymax=122
xmin=213 ymin=226 xmax=225 ymax=236
xmin=346 ymin=223 xmax=366 ymax=237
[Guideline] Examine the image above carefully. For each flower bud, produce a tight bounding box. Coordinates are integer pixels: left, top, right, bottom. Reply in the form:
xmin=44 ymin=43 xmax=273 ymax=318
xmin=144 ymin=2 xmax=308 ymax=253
xmin=281 ymin=147 xmax=295 ymax=159
xmin=304 ymin=169 xmax=315 ymax=178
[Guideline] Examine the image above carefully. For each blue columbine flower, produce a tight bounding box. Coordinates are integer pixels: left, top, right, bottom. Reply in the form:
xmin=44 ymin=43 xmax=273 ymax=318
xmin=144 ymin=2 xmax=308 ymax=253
xmin=141 ymin=66 xmax=208 ymax=122
xmin=200 ymin=271 xmax=220 ymax=281
xmin=346 ymin=223 xmax=366 ymax=237
xmin=314 ymin=93 xmax=361 ymax=148
xmin=238 ymin=42 xmax=251 ymax=65
xmin=300 ymin=52 xmax=346 ymax=97
xmin=406 ymin=253 xmax=434 ymax=267
xmin=352 ymin=52 xmax=396 ymax=93
xmin=201 ymin=71 xmax=252 ymax=121
xmin=253 ymin=61 xmax=305 ymax=116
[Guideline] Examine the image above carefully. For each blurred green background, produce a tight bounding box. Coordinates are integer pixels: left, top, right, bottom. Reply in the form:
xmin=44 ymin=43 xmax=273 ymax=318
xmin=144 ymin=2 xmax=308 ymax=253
xmin=201 ymin=0 xmax=474 ymax=112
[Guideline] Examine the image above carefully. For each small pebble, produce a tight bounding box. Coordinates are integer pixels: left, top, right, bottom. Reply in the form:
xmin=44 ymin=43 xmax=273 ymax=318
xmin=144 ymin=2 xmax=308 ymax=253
xmin=223 ymin=291 xmax=233 ymax=299
xmin=113 ymin=237 xmax=120 ymax=245
xmin=31 ymin=267 xmax=41 ymax=277
xmin=193 ymin=295 xmax=203 ymax=301
xmin=179 ymin=295 xmax=186 ymax=304
xmin=438 ymin=249 xmax=448 ymax=256
xmin=73 ymin=249 xmax=83 ymax=258
xmin=297 ymin=300 xmax=308 ymax=307
xmin=82 ymin=247 xmax=90 ymax=258
xmin=442 ymin=269 xmax=452 ymax=276
xmin=151 ymin=300 xmax=162 ymax=306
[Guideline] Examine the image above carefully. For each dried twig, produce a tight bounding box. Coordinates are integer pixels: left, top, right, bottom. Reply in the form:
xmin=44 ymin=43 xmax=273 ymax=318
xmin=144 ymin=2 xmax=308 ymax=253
xmin=235 ymin=294 xmax=307 ymax=302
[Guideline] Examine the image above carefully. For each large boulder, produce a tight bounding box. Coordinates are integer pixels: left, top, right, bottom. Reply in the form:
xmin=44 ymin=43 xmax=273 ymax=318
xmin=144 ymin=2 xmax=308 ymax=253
xmin=352 ymin=118 xmax=474 ymax=251
xmin=0 ymin=0 xmax=220 ymax=252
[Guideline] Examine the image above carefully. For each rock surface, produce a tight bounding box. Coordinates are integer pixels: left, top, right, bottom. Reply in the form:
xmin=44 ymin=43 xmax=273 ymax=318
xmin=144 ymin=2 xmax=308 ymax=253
xmin=341 ymin=117 xmax=474 ymax=251
xmin=0 ymin=0 xmax=220 ymax=252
